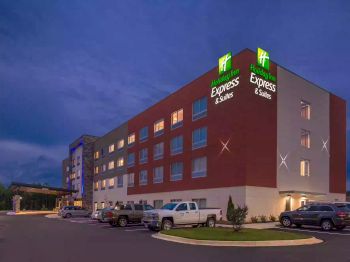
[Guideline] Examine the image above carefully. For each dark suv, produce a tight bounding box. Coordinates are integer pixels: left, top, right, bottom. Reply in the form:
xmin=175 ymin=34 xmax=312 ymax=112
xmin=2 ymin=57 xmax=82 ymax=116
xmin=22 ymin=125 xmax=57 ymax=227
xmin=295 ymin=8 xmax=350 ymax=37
xmin=280 ymin=203 xmax=350 ymax=231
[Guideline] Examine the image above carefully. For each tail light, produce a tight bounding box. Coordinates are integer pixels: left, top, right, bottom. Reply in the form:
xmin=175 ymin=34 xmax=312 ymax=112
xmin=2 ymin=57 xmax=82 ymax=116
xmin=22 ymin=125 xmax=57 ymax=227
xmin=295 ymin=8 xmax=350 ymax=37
xmin=336 ymin=211 xmax=347 ymax=218
xmin=106 ymin=212 xmax=113 ymax=218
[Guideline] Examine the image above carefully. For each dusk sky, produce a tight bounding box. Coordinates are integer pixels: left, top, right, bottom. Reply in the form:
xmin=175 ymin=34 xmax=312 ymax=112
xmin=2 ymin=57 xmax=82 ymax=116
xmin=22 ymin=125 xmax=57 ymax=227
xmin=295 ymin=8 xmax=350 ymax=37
xmin=0 ymin=1 xmax=349 ymax=188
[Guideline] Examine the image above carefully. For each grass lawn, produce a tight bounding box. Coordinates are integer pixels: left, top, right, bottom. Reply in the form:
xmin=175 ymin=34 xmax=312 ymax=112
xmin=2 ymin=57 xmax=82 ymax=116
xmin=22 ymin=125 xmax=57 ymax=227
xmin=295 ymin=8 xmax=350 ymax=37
xmin=162 ymin=227 xmax=311 ymax=241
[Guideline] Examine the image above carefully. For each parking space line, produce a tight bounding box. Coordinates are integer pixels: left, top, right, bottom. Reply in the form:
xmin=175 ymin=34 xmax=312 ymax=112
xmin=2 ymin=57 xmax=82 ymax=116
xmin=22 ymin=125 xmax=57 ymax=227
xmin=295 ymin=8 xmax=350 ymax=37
xmin=280 ymin=227 xmax=350 ymax=236
xmin=124 ymin=228 xmax=149 ymax=232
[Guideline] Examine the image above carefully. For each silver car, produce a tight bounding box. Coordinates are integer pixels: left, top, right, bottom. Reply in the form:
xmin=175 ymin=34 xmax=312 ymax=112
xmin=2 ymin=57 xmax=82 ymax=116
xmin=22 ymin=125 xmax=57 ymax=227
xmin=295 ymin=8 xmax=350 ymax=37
xmin=59 ymin=206 xmax=90 ymax=218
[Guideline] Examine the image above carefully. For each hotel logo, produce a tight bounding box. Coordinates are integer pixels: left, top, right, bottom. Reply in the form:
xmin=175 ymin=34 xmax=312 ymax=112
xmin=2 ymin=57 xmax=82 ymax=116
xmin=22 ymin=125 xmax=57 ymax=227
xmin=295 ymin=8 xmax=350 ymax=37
xmin=218 ymin=52 xmax=232 ymax=75
xmin=257 ymin=48 xmax=270 ymax=70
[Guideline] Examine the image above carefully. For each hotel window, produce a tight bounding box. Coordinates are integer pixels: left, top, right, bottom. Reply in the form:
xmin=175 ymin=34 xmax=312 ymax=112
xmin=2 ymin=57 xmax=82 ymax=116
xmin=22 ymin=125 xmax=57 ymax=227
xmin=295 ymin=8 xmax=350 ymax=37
xmin=94 ymin=151 xmax=99 ymax=160
xmin=128 ymin=173 xmax=135 ymax=187
xmin=101 ymin=179 xmax=106 ymax=190
xmin=101 ymin=148 xmax=105 ymax=157
xmin=153 ymin=142 xmax=164 ymax=160
xmin=127 ymin=153 xmax=135 ymax=167
xmin=139 ymin=148 xmax=148 ymax=164
xmin=170 ymin=162 xmax=183 ymax=181
xmin=94 ymin=166 xmax=99 ymax=175
xmin=154 ymin=119 xmax=164 ymax=136
xmin=192 ymin=156 xmax=207 ymax=178
xmin=117 ymin=157 xmax=124 ymax=168
xmin=153 ymin=200 xmax=163 ymax=209
xmin=102 ymin=164 xmax=107 ymax=172
xmin=128 ymin=133 xmax=135 ymax=146
xmin=192 ymin=97 xmax=207 ymax=120
xmin=153 ymin=166 xmax=164 ymax=184
xmin=192 ymin=127 xmax=207 ymax=149
xmin=66 ymin=177 xmax=69 ymax=183
xmin=66 ymin=166 xmax=70 ymax=172
xmin=94 ymin=181 xmax=99 ymax=191
xmin=108 ymin=160 xmax=115 ymax=170
xmin=171 ymin=135 xmax=183 ymax=155
xmin=192 ymin=198 xmax=207 ymax=208
xmin=108 ymin=144 xmax=115 ymax=153
xmin=139 ymin=170 xmax=148 ymax=186
xmin=101 ymin=202 xmax=105 ymax=209
xmin=139 ymin=126 xmax=148 ymax=142
xmin=117 ymin=175 xmax=123 ymax=188
xmin=76 ymin=156 xmax=81 ymax=166
xmin=94 ymin=202 xmax=98 ymax=211
xmin=109 ymin=178 xmax=115 ymax=188
xmin=171 ymin=108 xmax=183 ymax=129
xmin=300 ymin=159 xmax=310 ymax=177
xmin=301 ymin=129 xmax=311 ymax=148
xmin=117 ymin=139 xmax=124 ymax=150
xmin=77 ymin=170 xmax=81 ymax=178
xmin=301 ymin=100 xmax=311 ymax=120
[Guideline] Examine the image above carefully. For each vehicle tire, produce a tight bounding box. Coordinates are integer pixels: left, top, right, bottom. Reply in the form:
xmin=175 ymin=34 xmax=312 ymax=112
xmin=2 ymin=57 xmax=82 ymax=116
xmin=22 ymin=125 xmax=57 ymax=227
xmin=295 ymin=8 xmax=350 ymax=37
xmin=280 ymin=216 xmax=292 ymax=227
xmin=321 ymin=219 xmax=333 ymax=231
xmin=336 ymin=225 xmax=345 ymax=231
xmin=161 ymin=219 xmax=173 ymax=231
xmin=65 ymin=213 xmax=72 ymax=219
xmin=295 ymin=224 xmax=302 ymax=228
xmin=118 ymin=216 xmax=128 ymax=227
xmin=206 ymin=217 xmax=216 ymax=228
xmin=110 ymin=220 xmax=117 ymax=227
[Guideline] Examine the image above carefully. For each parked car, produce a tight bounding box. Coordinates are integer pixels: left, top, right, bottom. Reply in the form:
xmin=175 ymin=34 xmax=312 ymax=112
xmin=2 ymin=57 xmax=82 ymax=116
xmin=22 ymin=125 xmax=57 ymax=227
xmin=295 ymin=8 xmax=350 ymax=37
xmin=107 ymin=203 xmax=154 ymax=227
xmin=143 ymin=201 xmax=222 ymax=231
xmin=280 ymin=203 xmax=350 ymax=231
xmin=58 ymin=206 xmax=90 ymax=219
xmin=97 ymin=207 xmax=114 ymax=223
xmin=91 ymin=209 xmax=101 ymax=220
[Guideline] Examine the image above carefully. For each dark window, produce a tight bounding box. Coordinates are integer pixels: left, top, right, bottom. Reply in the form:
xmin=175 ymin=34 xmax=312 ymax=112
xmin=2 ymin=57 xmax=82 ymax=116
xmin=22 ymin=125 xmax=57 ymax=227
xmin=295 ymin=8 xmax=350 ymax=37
xmin=134 ymin=204 xmax=143 ymax=211
xmin=189 ymin=203 xmax=197 ymax=210
xmin=320 ymin=206 xmax=334 ymax=212
xmin=176 ymin=203 xmax=188 ymax=211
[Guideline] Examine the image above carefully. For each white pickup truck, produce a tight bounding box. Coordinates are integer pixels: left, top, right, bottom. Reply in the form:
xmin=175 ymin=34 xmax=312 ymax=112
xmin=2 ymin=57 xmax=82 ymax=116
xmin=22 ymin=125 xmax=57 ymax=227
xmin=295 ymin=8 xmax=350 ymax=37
xmin=143 ymin=201 xmax=222 ymax=231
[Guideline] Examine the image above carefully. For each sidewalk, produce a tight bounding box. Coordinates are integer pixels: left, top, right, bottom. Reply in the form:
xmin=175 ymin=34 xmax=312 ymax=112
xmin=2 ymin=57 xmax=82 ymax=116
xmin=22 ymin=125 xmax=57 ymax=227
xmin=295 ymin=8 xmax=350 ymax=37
xmin=218 ymin=222 xmax=279 ymax=229
xmin=6 ymin=211 xmax=57 ymax=216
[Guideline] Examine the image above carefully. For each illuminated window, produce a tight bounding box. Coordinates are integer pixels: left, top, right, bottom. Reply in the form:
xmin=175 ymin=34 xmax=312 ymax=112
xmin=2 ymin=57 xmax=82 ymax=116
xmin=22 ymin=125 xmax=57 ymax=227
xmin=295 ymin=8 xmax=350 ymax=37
xmin=101 ymin=179 xmax=106 ymax=189
xmin=192 ymin=127 xmax=207 ymax=149
xmin=102 ymin=164 xmax=106 ymax=172
xmin=301 ymin=100 xmax=311 ymax=120
xmin=171 ymin=109 xmax=183 ymax=129
xmin=139 ymin=170 xmax=148 ymax=186
xmin=117 ymin=139 xmax=125 ymax=150
xmin=109 ymin=178 xmax=114 ymax=188
xmin=94 ymin=166 xmax=99 ymax=175
xmin=94 ymin=151 xmax=99 ymax=160
xmin=139 ymin=126 xmax=148 ymax=142
xmin=66 ymin=177 xmax=69 ymax=183
xmin=170 ymin=162 xmax=183 ymax=181
xmin=139 ymin=148 xmax=148 ymax=164
xmin=128 ymin=133 xmax=135 ymax=146
xmin=300 ymin=160 xmax=310 ymax=176
xmin=66 ymin=166 xmax=70 ymax=172
xmin=192 ymin=97 xmax=207 ymax=120
xmin=94 ymin=181 xmax=99 ymax=191
xmin=153 ymin=166 xmax=164 ymax=184
xmin=301 ymin=129 xmax=311 ymax=148
xmin=101 ymin=202 xmax=105 ymax=209
xmin=77 ymin=170 xmax=81 ymax=178
xmin=192 ymin=156 xmax=207 ymax=178
xmin=154 ymin=119 xmax=164 ymax=136
xmin=127 ymin=153 xmax=135 ymax=167
xmin=153 ymin=142 xmax=164 ymax=160
xmin=117 ymin=157 xmax=124 ymax=167
xmin=108 ymin=161 xmax=115 ymax=170
xmin=171 ymin=135 xmax=183 ymax=155
xmin=109 ymin=144 xmax=115 ymax=153
xmin=128 ymin=173 xmax=135 ymax=187
xmin=117 ymin=175 xmax=123 ymax=188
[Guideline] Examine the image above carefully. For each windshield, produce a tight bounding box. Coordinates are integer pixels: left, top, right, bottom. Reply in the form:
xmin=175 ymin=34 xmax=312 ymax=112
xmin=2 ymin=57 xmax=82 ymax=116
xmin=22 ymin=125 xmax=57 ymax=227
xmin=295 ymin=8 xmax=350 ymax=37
xmin=161 ymin=203 xmax=178 ymax=210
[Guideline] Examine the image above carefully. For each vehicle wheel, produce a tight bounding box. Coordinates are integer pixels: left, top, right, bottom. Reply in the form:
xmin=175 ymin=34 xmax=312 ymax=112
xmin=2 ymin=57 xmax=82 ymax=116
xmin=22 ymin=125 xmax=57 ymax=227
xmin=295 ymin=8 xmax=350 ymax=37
xmin=336 ymin=225 xmax=345 ymax=231
xmin=161 ymin=219 xmax=173 ymax=231
xmin=321 ymin=219 xmax=333 ymax=231
xmin=295 ymin=224 xmax=302 ymax=228
xmin=206 ymin=217 xmax=216 ymax=228
xmin=280 ymin=217 xmax=292 ymax=227
xmin=110 ymin=220 xmax=117 ymax=227
xmin=118 ymin=217 xmax=128 ymax=227
xmin=65 ymin=213 xmax=72 ymax=219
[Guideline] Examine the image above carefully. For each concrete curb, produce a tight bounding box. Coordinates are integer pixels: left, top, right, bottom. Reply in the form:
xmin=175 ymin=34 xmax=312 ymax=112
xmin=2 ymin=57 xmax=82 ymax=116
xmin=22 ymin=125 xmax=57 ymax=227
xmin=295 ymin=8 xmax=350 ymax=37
xmin=152 ymin=233 xmax=323 ymax=247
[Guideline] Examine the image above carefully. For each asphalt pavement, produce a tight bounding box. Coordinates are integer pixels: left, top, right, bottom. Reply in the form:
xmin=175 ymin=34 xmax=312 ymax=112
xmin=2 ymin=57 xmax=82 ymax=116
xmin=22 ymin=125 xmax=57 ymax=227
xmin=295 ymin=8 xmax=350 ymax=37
xmin=1 ymin=213 xmax=350 ymax=262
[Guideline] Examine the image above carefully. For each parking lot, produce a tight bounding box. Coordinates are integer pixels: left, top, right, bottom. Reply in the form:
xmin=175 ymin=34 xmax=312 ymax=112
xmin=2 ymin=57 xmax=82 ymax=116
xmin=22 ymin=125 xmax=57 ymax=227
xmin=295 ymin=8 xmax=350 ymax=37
xmin=1 ymin=213 xmax=350 ymax=262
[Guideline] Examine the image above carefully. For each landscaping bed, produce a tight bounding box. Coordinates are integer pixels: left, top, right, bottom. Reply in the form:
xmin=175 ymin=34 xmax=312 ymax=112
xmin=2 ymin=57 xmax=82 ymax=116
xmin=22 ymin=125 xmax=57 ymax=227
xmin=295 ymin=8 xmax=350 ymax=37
xmin=161 ymin=227 xmax=311 ymax=241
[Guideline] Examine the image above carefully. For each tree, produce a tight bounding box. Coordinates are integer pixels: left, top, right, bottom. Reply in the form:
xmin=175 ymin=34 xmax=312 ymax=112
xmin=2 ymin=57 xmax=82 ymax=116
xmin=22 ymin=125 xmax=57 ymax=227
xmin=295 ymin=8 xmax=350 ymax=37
xmin=226 ymin=195 xmax=234 ymax=221
xmin=0 ymin=183 xmax=13 ymax=210
xmin=231 ymin=205 xmax=248 ymax=232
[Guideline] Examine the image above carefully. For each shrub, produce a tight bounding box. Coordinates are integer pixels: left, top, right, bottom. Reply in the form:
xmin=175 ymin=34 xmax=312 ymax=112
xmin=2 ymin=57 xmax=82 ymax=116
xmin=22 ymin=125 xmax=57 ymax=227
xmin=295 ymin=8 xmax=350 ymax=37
xmin=259 ymin=215 xmax=267 ymax=223
xmin=226 ymin=195 xmax=234 ymax=221
xmin=231 ymin=205 xmax=248 ymax=232
xmin=251 ymin=216 xmax=259 ymax=223
xmin=269 ymin=215 xmax=277 ymax=222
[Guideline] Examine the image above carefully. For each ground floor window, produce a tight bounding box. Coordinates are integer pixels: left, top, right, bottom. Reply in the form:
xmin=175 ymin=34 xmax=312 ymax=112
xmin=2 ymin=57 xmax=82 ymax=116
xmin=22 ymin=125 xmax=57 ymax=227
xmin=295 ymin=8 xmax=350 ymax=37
xmin=153 ymin=200 xmax=163 ymax=209
xmin=101 ymin=202 xmax=105 ymax=209
xmin=94 ymin=202 xmax=97 ymax=211
xmin=285 ymin=196 xmax=291 ymax=211
xmin=192 ymin=198 xmax=207 ymax=208
xmin=170 ymin=199 xmax=182 ymax=203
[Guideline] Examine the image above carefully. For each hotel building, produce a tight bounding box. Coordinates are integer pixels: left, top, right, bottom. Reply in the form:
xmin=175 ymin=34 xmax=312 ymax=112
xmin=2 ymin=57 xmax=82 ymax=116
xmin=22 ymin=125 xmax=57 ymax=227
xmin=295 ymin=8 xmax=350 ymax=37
xmin=62 ymin=48 xmax=346 ymax=218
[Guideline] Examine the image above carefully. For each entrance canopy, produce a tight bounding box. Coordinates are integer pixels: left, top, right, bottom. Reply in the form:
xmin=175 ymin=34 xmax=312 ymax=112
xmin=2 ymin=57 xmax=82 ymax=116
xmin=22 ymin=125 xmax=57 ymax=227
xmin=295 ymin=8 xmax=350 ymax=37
xmin=10 ymin=182 xmax=77 ymax=196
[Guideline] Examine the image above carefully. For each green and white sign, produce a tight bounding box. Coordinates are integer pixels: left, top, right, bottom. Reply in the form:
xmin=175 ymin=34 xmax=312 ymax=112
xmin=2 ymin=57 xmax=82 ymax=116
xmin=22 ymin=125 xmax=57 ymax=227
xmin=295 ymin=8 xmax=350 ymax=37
xmin=218 ymin=52 xmax=232 ymax=75
xmin=257 ymin=48 xmax=270 ymax=70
